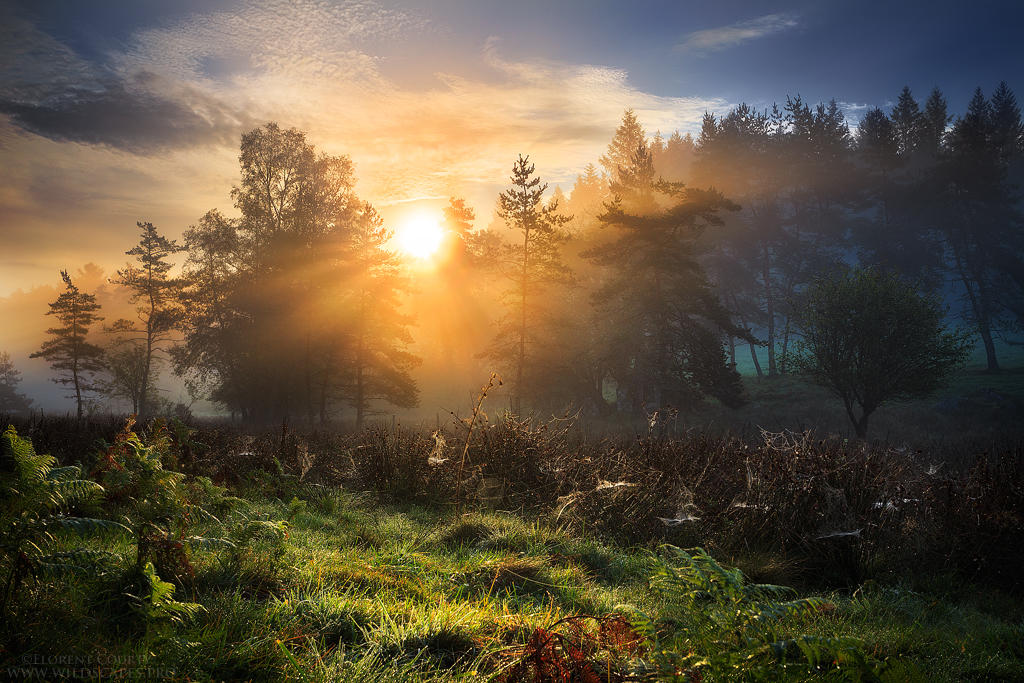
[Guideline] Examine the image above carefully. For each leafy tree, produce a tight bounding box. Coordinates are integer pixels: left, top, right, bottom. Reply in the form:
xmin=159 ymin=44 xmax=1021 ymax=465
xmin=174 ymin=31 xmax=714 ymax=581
xmin=0 ymin=352 xmax=32 ymax=415
xmin=176 ymin=124 xmax=373 ymax=423
xmin=30 ymin=271 xmax=105 ymax=421
xmin=789 ymin=268 xmax=971 ymax=437
xmin=100 ymin=319 xmax=156 ymax=415
xmin=173 ymin=210 xmax=245 ymax=415
xmin=111 ymin=222 xmax=185 ymax=420
xmin=490 ymin=155 xmax=574 ymax=414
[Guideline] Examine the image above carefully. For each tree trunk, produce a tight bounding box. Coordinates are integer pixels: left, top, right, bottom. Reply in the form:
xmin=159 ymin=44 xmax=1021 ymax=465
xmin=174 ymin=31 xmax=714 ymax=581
xmin=957 ymin=258 xmax=1000 ymax=373
xmin=779 ymin=313 xmax=791 ymax=374
xmin=304 ymin=329 xmax=314 ymax=425
xmin=979 ymin=323 xmax=1000 ymax=373
xmin=355 ymin=365 xmax=364 ymax=430
xmin=762 ymin=248 xmax=777 ymax=377
xmin=749 ymin=342 xmax=763 ymax=378
xmin=140 ymin=325 xmax=153 ymax=421
xmin=844 ymin=398 xmax=871 ymax=439
xmin=855 ymin=413 xmax=870 ymax=439
xmin=72 ymin=299 xmax=83 ymax=422
xmin=516 ymin=227 xmax=530 ymax=415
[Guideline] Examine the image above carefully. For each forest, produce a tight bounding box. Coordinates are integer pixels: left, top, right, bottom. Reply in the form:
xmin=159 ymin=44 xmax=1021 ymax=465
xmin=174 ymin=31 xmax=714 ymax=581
xmin=2 ymin=33 xmax=1024 ymax=680
xmin=4 ymin=83 xmax=1023 ymax=439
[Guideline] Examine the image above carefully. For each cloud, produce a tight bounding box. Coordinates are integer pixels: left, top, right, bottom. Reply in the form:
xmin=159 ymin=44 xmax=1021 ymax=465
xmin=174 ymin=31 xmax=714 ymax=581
xmin=0 ymin=73 xmax=253 ymax=153
xmin=676 ymin=13 xmax=799 ymax=53
xmin=1 ymin=0 xmax=731 ymax=294
xmin=838 ymin=101 xmax=875 ymax=125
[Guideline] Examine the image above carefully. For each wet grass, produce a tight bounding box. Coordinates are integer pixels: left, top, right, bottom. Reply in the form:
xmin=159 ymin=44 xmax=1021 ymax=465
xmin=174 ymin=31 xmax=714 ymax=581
xmin=4 ymin=486 xmax=1022 ymax=681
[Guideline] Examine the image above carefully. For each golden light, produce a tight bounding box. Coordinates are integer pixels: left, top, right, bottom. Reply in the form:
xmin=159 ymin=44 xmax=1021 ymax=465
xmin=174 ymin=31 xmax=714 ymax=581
xmin=395 ymin=212 xmax=446 ymax=260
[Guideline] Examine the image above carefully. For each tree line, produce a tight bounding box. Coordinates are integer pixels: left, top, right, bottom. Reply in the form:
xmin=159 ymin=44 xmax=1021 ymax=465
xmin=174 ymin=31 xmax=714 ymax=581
xmin=7 ymin=82 xmax=1022 ymax=427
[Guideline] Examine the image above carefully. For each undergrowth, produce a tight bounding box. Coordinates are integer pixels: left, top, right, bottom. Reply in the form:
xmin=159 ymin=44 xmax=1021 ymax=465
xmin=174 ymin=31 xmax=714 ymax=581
xmin=0 ymin=419 xmax=1020 ymax=681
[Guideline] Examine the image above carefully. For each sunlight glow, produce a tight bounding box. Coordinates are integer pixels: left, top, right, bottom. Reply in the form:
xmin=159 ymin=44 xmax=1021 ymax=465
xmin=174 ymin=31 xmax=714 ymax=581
xmin=395 ymin=213 xmax=446 ymax=260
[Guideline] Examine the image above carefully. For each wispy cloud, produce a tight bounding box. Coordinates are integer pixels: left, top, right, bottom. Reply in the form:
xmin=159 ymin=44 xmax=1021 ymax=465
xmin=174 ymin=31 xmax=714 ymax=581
xmin=677 ymin=13 xmax=799 ymax=53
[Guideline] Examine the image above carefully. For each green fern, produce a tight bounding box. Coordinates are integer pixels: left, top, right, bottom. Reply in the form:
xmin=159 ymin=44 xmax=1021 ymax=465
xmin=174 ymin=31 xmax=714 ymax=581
xmin=126 ymin=560 xmax=204 ymax=627
xmin=638 ymin=545 xmax=887 ymax=681
xmin=0 ymin=425 xmax=128 ymax=619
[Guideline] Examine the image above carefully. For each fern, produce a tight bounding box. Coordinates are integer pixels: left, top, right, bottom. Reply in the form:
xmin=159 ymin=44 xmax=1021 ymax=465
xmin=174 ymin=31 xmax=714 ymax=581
xmin=126 ymin=561 xmax=204 ymax=628
xmin=640 ymin=545 xmax=886 ymax=681
xmin=0 ymin=426 xmax=126 ymax=618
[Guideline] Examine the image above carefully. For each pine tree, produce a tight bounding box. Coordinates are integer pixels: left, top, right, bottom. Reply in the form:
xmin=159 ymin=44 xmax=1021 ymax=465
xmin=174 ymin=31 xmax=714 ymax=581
xmin=0 ymin=352 xmax=32 ymax=415
xmin=566 ymin=163 xmax=608 ymax=230
xmin=990 ymin=81 xmax=1024 ymax=160
xmin=655 ymin=130 xmax=696 ymax=182
xmin=587 ymin=143 xmax=745 ymax=411
xmin=492 ymin=155 xmax=573 ymax=414
xmin=600 ymin=109 xmax=647 ymax=184
xmin=111 ymin=222 xmax=185 ymax=420
xmin=31 ymin=271 xmax=105 ymax=420
xmin=919 ymin=88 xmax=950 ymax=156
xmin=891 ymin=86 xmax=922 ymax=156
xmin=856 ymin=108 xmax=900 ymax=256
xmin=340 ymin=203 xmax=420 ymax=428
xmin=940 ymin=87 xmax=1023 ymax=371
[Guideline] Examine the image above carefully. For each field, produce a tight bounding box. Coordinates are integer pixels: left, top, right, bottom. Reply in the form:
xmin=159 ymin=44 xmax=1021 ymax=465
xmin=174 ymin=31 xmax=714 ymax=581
xmin=2 ymin=401 xmax=1023 ymax=682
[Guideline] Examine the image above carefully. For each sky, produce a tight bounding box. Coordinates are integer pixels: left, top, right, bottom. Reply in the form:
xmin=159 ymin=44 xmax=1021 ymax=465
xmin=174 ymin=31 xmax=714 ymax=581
xmin=2 ymin=0 xmax=1023 ymax=295
xmin=2 ymin=0 xmax=1022 ymax=412
xmin=2 ymin=0 xmax=1023 ymax=296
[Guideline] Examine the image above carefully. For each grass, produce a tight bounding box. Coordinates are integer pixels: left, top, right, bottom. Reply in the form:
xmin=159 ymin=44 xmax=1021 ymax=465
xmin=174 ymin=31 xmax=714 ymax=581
xmin=4 ymin=484 xmax=1021 ymax=682
xmin=690 ymin=365 xmax=1024 ymax=445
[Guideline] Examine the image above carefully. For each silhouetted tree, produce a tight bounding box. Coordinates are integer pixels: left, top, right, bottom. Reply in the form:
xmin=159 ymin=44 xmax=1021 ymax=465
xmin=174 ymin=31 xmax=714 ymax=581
xmin=587 ymin=141 xmax=745 ymax=411
xmin=939 ymin=87 xmax=1024 ymax=371
xmin=99 ymin=318 xmax=154 ymax=414
xmin=490 ymin=155 xmax=573 ymax=414
xmin=600 ymin=109 xmax=647 ymax=184
xmin=891 ymin=86 xmax=922 ymax=157
xmin=31 ymin=271 xmax=105 ymax=421
xmin=175 ymin=124 xmax=368 ymax=422
xmin=0 ymin=352 xmax=32 ymax=415
xmin=919 ymin=88 xmax=950 ymax=157
xmin=110 ymin=221 xmax=185 ymax=420
xmin=790 ymin=269 xmax=971 ymax=437
xmin=339 ymin=203 xmax=420 ymax=428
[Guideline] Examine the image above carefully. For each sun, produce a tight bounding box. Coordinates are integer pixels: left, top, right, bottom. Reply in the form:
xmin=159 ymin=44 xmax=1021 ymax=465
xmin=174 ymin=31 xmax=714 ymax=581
xmin=395 ymin=213 xmax=446 ymax=260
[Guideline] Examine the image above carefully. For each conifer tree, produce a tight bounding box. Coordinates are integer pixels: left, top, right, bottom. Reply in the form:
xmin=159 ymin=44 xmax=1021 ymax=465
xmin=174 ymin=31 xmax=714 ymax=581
xmin=891 ymin=86 xmax=922 ymax=156
xmin=0 ymin=352 xmax=32 ymax=415
xmin=919 ymin=88 xmax=950 ymax=156
xmin=492 ymin=155 xmax=573 ymax=414
xmin=990 ymin=81 xmax=1024 ymax=159
xmin=600 ymin=109 xmax=647 ymax=184
xmin=587 ymin=144 xmax=745 ymax=411
xmin=340 ymin=203 xmax=420 ymax=428
xmin=31 ymin=271 xmax=105 ymax=420
xmin=111 ymin=222 xmax=185 ymax=420
xmin=940 ymin=86 xmax=1024 ymax=371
